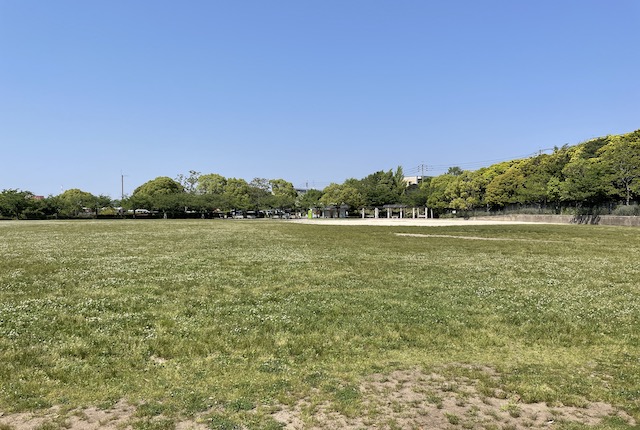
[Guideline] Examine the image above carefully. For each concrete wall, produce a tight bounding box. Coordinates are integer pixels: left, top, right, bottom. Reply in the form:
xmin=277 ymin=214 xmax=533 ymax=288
xmin=475 ymin=214 xmax=640 ymax=227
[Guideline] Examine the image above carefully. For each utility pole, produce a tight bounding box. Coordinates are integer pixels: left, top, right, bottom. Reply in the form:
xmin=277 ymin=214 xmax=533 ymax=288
xmin=121 ymin=171 xmax=128 ymax=202
xmin=416 ymin=163 xmax=427 ymax=182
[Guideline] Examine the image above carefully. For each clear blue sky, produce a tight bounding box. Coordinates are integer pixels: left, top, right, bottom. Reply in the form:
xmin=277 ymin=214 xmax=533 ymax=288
xmin=1 ymin=1 xmax=638 ymax=198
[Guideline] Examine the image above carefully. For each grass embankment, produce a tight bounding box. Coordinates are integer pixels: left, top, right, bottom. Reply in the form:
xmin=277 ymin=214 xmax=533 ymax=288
xmin=0 ymin=220 xmax=639 ymax=429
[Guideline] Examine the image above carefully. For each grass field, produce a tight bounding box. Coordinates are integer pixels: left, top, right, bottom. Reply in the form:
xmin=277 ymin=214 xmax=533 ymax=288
xmin=0 ymin=220 xmax=639 ymax=429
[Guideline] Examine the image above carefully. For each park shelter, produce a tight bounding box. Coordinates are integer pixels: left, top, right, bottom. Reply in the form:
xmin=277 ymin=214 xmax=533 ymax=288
xmin=360 ymin=206 xmax=431 ymax=219
xmin=382 ymin=204 xmax=408 ymax=218
xmin=322 ymin=204 xmax=349 ymax=218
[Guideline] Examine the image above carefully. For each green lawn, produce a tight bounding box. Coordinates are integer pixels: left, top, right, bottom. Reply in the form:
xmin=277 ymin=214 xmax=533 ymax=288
xmin=0 ymin=220 xmax=639 ymax=429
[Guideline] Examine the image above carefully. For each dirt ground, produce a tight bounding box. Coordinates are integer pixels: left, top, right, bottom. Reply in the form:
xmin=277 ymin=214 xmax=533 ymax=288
xmin=290 ymin=218 xmax=553 ymax=227
xmin=1 ymin=367 xmax=635 ymax=429
xmin=272 ymin=367 xmax=636 ymax=429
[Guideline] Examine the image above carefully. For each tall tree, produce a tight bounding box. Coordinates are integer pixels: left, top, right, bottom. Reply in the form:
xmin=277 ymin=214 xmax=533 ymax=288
xmin=358 ymin=168 xmax=406 ymax=207
xmin=269 ymin=179 xmax=297 ymax=209
xmin=175 ymin=170 xmax=201 ymax=194
xmin=484 ymin=162 xmax=526 ymax=208
xmin=402 ymin=178 xmax=429 ymax=207
xmin=133 ymin=177 xmax=184 ymax=197
xmin=154 ymin=193 xmax=190 ymax=215
xmin=297 ymin=189 xmax=323 ymax=210
xmin=197 ymin=174 xmax=227 ymax=195
xmin=129 ymin=177 xmax=185 ymax=213
xmin=446 ymin=166 xmax=463 ymax=176
xmin=426 ymin=174 xmax=457 ymax=213
xmin=0 ymin=189 xmax=34 ymax=219
xmin=597 ymin=131 xmax=640 ymax=205
xmin=56 ymin=188 xmax=100 ymax=217
xmin=392 ymin=166 xmax=407 ymax=195
xmin=559 ymin=156 xmax=607 ymax=207
xmin=515 ymin=156 xmax=553 ymax=208
xmin=320 ymin=183 xmax=363 ymax=208
xmin=445 ymin=170 xmax=485 ymax=211
xmin=248 ymin=178 xmax=271 ymax=209
xmin=224 ymin=178 xmax=251 ymax=210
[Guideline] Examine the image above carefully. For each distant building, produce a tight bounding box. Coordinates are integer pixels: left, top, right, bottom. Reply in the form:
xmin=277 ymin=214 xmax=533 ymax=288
xmin=403 ymin=176 xmax=424 ymax=186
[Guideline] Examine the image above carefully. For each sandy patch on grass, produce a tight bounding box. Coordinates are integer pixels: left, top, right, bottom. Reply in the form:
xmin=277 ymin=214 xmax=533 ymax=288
xmin=0 ymin=367 xmax=635 ymax=430
xmin=271 ymin=367 xmax=636 ymax=430
xmin=0 ymin=404 xmax=208 ymax=430
xmin=0 ymin=401 xmax=136 ymax=430
xmin=291 ymin=218 xmax=548 ymax=227
xmin=395 ymin=233 xmax=561 ymax=243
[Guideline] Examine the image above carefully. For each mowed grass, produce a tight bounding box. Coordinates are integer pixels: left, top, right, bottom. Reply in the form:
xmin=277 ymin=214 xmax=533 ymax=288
xmin=0 ymin=220 xmax=639 ymax=427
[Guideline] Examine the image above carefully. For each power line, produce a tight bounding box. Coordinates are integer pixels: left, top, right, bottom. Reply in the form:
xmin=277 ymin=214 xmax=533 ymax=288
xmin=404 ymin=148 xmax=557 ymax=176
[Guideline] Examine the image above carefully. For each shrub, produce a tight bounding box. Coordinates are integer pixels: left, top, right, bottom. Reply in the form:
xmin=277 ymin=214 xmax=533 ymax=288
xmin=612 ymin=204 xmax=640 ymax=216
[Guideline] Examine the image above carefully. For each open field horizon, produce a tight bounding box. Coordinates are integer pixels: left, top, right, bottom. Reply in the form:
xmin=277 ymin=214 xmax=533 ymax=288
xmin=1 ymin=220 xmax=639 ymax=429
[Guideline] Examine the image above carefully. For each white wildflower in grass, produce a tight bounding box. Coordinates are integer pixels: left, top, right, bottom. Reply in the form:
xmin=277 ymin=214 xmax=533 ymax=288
xmin=0 ymin=220 xmax=639 ymax=426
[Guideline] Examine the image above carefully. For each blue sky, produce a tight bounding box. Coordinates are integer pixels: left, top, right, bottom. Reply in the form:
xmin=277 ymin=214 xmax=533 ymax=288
xmin=1 ymin=1 xmax=638 ymax=198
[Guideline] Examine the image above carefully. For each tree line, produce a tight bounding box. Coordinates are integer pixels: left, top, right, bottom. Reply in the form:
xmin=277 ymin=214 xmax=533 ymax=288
xmin=126 ymin=174 xmax=302 ymax=217
xmin=1 ymin=129 xmax=638 ymax=219
xmin=421 ymin=129 xmax=640 ymax=214
xmin=283 ymin=129 xmax=640 ymax=216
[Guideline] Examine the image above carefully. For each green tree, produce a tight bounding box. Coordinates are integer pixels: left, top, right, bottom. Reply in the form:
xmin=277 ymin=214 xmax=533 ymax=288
xmin=484 ymin=162 xmax=526 ymax=208
xmin=597 ymin=131 xmax=640 ymax=205
xmin=56 ymin=188 xmax=100 ymax=217
xmin=514 ymin=156 xmax=554 ymax=208
xmin=402 ymin=178 xmax=429 ymax=207
xmin=559 ymin=156 xmax=607 ymax=207
xmin=269 ymin=179 xmax=297 ymax=209
xmin=392 ymin=166 xmax=407 ymax=195
xmin=197 ymin=173 xmax=227 ymax=195
xmin=175 ymin=170 xmax=201 ymax=194
xmin=224 ymin=178 xmax=251 ymax=210
xmin=133 ymin=177 xmax=184 ymax=197
xmin=358 ymin=167 xmax=406 ymax=207
xmin=196 ymin=192 xmax=228 ymax=212
xmin=426 ymin=174 xmax=457 ymax=213
xmin=445 ymin=170 xmax=485 ymax=211
xmin=320 ymin=183 xmax=363 ymax=209
xmin=23 ymin=195 xmax=58 ymax=219
xmin=580 ymin=136 xmax=609 ymax=158
xmin=545 ymin=145 xmax=572 ymax=178
xmin=297 ymin=189 xmax=323 ymax=210
xmin=155 ymin=193 xmax=190 ymax=215
xmin=546 ymin=177 xmax=563 ymax=211
xmin=129 ymin=177 xmax=184 ymax=214
xmin=447 ymin=166 xmax=463 ymax=176
xmin=124 ymin=193 xmax=153 ymax=212
xmin=248 ymin=177 xmax=271 ymax=209
xmin=538 ymin=146 xmax=572 ymax=212
xmin=0 ymin=189 xmax=34 ymax=219
xmin=360 ymin=171 xmax=397 ymax=206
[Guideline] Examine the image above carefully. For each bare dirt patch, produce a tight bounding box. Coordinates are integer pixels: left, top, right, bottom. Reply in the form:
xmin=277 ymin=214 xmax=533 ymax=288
xmin=0 ymin=367 xmax=635 ymax=429
xmin=0 ymin=400 xmax=208 ymax=430
xmin=395 ymin=233 xmax=561 ymax=243
xmin=0 ymin=401 xmax=136 ymax=430
xmin=271 ymin=367 xmax=636 ymax=430
xmin=291 ymin=218 xmax=546 ymax=227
